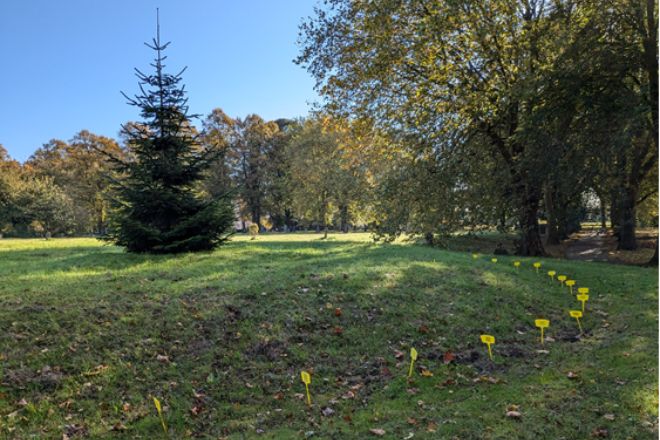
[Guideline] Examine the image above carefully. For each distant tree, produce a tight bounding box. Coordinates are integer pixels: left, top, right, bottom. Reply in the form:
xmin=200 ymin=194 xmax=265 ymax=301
xmin=105 ymin=19 xmax=233 ymax=253
xmin=13 ymin=176 xmax=76 ymax=237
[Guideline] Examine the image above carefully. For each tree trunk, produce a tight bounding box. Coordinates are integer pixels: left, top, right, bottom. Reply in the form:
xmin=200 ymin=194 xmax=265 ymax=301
xmin=645 ymin=240 xmax=658 ymax=266
xmin=599 ymin=196 xmax=607 ymax=229
xmin=424 ymin=232 xmax=434 ymax=246
xmin=339 ymin=204 xmax=349 ymax=233
xmin=544 ymin=185 xmax=561 ymax=245
xmin=518 ymin=192 xmax=545 ymax=256
xmin=251 ymin=205 xmax=261 ymax=231
xmin=617 ymin=189 xmax=637 ymax=250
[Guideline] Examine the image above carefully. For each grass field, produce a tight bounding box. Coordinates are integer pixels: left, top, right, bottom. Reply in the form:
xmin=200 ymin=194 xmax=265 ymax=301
xmin=0 ymin=234 xmax=657 ymax=439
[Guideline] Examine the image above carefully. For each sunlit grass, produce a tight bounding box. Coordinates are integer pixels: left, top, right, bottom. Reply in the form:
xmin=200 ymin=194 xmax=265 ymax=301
xmin=0 ymin=236 xmax=656 ymax=439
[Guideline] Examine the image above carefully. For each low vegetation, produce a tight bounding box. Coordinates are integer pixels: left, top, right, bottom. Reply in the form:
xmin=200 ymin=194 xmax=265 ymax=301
xmin=0 ymin=235 xmax=656 ymax=438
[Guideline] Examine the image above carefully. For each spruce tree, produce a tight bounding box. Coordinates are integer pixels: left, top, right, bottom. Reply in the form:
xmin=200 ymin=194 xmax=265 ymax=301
xmin=107 ymin=15 xmax=234 ymax=253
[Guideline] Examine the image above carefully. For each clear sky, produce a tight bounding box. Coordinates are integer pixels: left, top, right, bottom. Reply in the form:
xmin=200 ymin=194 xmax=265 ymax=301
xmin=0 ymin=0 xmax=320 ymax=162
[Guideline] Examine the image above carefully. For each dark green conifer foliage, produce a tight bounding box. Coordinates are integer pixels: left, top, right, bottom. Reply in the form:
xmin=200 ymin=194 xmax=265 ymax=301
xmin=107 ymin=14 xmax=233 ymax=253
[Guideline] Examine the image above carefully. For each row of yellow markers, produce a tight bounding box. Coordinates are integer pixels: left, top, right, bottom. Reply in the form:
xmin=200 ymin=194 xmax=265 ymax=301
xmin=298 ymin=255 xmax=593 ymax=404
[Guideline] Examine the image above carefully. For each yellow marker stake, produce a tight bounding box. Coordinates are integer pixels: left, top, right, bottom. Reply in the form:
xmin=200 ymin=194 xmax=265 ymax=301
xmin=565 ymin=280 xmax=576 ymax=295
xmin=547 ymin=270 xmax=556 ymax=281
xmin=480 ymin=335 xmax=495 ymax=360
xmin=491 ymin=258 xmax=498 ymax=263
xmin=514 ymin=261 xmax=520 ymax=269
xmin=577 ymin=293 xmax=589 ymax=312
xmin=472 ymin=253 xmax=478 ymax=259
xmin=578 ymin=287 xmax=589 ymax=295
xmin=408 ymin=347 xmax=418 ymax=377
xmin=301 ymin=371 xmax=312 ymax=406
xmin=557 ymin=275 xmax=567 ymax=284
xmin=534 ymin=319 xmax=550 ymax=344
xmin=533 ymin=262 xmax=541 ymax=273
xmin=153 ymin=397 xmax=167 ymax=434
xmin=570 ymin=310 xmax=583 ymax=333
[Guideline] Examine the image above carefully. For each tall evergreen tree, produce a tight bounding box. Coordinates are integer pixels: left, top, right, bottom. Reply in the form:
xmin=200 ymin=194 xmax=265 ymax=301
xmin=106 ymin=14 xmax=233 ymax=253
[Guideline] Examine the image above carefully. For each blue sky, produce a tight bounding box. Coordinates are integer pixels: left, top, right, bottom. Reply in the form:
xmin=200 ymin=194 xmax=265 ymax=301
xmin=0 ymin=0 xmax=320 ymax=162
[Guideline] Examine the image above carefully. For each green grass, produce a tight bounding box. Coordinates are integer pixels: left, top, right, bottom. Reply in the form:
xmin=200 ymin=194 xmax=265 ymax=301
xmin=0 ymin=233 xmax=657 ymax=439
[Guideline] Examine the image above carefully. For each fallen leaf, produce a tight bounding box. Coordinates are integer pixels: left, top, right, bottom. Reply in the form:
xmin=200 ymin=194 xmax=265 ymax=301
xmin=418 ymin=324 xmax=429 ymax=334
xmin=443 ymin=351 xmax=456 ymax=364
xmin=341 ymin=390 xmax=355 ymax=400
xmin=273 ymin=392 xmax=284 ymax=400
xmin=333 ymin=326 xmax=343 ymax=335
xmin=591 ymin=428 xmax=609 ymax=437
xmin=426 ymin=422 xmax=438 ymax=432
xmin=506 ymin=410 xmax=522 ymax=419
xmin=369 ymin=428 xmax=386 ymax=436
xmin=334 ymin=308 xmax=342 ymax=317
xmin=394 ymin=350 xmax=404 ymax=360
xmin=190 ymin=406 xmax=203 ymax=416
xmin=111 ymin=422 xmax=127 ymax=431
xmin=321 ymin=407 xmax=335 ymax=417
xmin=407 ymin=417 xmax=418 ymax=425
xmin=603 ymin=414 xmax=615 ymax=421
xmin=567 ymin=371 xmax=579 ymax=379
xmin=421 ymin=369 xmax=434 ymax=377
xmin=156 ymin=354 xmax=170 ymax=363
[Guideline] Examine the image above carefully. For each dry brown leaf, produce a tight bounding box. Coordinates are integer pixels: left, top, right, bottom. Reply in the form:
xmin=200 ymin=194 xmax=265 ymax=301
xmin=603 ymin=414 xmax=615 ymax=421
xmin=443 ymin=351 xmax=456 ymax=364
xmin=567 ymin=371 xmax=579 ymax=379
xmin=421 ymin=369 xmax=434 ymax=377
xmin=506 ymin=410 xmax=522 ymax=419
xmin=369 ymin=428 xmax=386 ymax=436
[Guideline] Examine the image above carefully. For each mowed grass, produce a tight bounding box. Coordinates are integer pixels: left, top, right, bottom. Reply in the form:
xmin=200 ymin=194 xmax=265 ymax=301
xmin=0 ymin=234 xmax=656 ymax=439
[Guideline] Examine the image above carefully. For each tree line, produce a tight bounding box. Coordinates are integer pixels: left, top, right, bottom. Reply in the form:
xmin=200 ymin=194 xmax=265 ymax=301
xmin=0 ymin=0 xmax=657 ymax=257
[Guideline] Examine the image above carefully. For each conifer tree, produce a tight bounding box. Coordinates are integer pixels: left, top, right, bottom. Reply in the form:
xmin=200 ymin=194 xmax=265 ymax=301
xmin=106 ymin=13 xmax=233 ymax=253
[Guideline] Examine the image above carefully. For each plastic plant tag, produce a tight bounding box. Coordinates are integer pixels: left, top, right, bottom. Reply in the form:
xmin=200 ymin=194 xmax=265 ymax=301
xmin=408 ymin=347 xmax=418 ymax=377
xmin=577 ymin=294 xmax=589 ymax=312
xmin=480 ymin=335 xmax=495 ymax=360
xmin=535 ymin=319 xmax=550 ymax=344
xmin=557 ymin=275 xmax=567 ymax=284
xmin=569 ymin=310 xmax=583 ymax=333
xmin=578 ymin=287 xmax=589 ymax=295
xmin=301 ymin=371 xmax=312 ymax=405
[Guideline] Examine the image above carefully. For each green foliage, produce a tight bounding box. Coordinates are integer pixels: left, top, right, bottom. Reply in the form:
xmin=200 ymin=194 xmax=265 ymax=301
xmin=105 ymin=29 xmax=234 ymax=253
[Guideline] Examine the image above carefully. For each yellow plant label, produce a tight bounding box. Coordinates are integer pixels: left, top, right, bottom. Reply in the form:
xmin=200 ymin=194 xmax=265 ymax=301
xmin=548 ymin=270 xmax=556 ymax=278
xmin=565 ymin=280 xmax=575 ymax=287
xmin=514 ymin=261 xmax=520 ymax=267
xmin=480 ymin=335 xmax=495 ymax=344
xmin=491 ymin=258 xmax=498 ymax=263
xmin=480 ymin=335 xmax=495 ymax=360
xmin=577 ymin=294 xmax=589 ymax=312
xmin=408 ymin=347 xmax=418 ymax=377
xmin=578 ymin=287 xmax=589 ymax=294
xmin=570 ymin=310 xmax=582 ymax=318
xmin=535 ymin=319 xmax=549 ymax=344
xmin=535 ymin=319 xmax=549 ymax=328
xmin=472 ymin=253 xmax=478 ymax=259
xmin=557 ymin=275 xmax=567 ymax=283
xmin=301 ymin=371 xmax=312 ymax=405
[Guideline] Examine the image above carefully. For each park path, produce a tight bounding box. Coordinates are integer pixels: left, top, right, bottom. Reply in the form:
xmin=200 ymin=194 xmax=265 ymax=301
xmin=563 ymin=230 xmax=612 ymax=262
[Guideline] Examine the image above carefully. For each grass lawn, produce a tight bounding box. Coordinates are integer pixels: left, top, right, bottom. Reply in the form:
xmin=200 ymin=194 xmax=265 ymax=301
xmin=0 ymin=234 xmax=657 ymax=439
